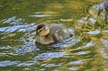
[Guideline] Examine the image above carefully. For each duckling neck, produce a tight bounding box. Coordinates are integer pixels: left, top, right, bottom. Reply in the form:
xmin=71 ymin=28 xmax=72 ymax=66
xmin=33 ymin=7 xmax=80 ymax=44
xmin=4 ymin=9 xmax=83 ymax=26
xmin=40 ymin=33 xmax=49 ymax=38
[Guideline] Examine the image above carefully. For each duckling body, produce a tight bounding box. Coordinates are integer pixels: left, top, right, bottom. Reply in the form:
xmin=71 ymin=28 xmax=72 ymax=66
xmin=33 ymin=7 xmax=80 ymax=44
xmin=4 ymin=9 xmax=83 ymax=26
xmin=36 ymin=23 xmax=71 ymax=45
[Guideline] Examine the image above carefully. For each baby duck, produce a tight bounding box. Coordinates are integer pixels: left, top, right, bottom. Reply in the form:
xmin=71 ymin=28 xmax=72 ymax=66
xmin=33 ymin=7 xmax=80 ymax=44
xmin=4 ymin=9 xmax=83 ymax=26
xmin=35 ymin=23 xmax=72 ymax=45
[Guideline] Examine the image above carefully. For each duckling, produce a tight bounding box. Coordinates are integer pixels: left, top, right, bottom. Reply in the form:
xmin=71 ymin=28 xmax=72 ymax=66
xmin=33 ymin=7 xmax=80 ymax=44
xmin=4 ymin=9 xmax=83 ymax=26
xmin=35 ymin=23 xmax=72 ymax=45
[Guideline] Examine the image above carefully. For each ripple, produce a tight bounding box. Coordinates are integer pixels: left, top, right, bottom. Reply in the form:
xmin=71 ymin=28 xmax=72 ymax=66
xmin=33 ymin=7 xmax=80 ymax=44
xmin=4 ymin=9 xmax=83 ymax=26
xmin=41 ymin=64 xmax=61 ymax=68
xmin=68 ymin=67 xmax=78 ymax=70
xmin=0 ymin=61 xmax=17 ymax=67
xmin=88 ymin=17 xmax=96 ymax=23
xmin=87 ymin=30 xmax=101 ymax=35
xmin=60 ymin=18 xmax=73 ymax=22
xmin=68 ymin=60 xmax=83 ymax=65
xmin=75 ymin=51 xmax=90 ymax=55
xmin=0 ymin=46 xmax=12 ymax=50
xmin=16 ymin=43 xmax=39 ymax=53
xmin=75 ymin=41 xmax=95 ymax=50
xmin=102 ymin=30 xmax=108 ymax=33
xmin=0 ymin=24 xmax=36 ymax=33
xmin=3 ymin=16 xmax=16 ymax=24
xmin=51 ymin=38 xmax=79 ymax=48
xmin=17 ymin=61 xmax=38 ymax=67
xmin=30 ymin=14 xmax=51 ymax=18
xmin=34 ymin=52 xmax=66 ymax=60
xmin=85 ymin=41 xmax=95 ymax=47
xmin=101 ymin=39 xmax=108 ymax=48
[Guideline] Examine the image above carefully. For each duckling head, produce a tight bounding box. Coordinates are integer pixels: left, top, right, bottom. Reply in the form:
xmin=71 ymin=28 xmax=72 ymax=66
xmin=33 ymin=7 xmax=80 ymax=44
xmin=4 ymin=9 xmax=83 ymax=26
xmin=36 ymin=24 xmax=50 ymax=37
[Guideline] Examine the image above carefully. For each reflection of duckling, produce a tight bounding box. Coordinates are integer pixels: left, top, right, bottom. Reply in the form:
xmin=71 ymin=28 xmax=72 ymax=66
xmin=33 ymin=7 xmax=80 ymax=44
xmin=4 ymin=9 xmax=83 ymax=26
xmin=35 ymin=23 xmax=72 ymax=45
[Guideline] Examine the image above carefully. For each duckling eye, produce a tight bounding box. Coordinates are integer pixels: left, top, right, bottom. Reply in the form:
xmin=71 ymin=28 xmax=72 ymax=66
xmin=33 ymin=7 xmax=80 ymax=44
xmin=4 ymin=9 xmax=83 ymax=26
xmin=37 ymin=29 xmax=42 ymax=33
xmin=36 ymin=24 xmax=45 ymax=33
xmin=37 ymin=27 xmax=45 ymax=33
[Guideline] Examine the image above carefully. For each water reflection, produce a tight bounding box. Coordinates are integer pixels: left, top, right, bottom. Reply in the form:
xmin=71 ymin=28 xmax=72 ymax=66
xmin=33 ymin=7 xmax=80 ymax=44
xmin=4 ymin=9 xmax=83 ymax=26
xmin=0 ymin=0 xmax=108 ymax=71
xmin=34 ymin=52 xmax=66 ymax=60
xmin=0 ymin=61 xmax=17 ymax=67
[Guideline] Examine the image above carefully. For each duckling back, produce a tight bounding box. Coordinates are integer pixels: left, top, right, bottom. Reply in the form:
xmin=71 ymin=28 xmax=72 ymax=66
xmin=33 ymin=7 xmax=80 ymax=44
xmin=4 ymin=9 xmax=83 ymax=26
xmin=49 ymin=24 xmax=70 ymax=42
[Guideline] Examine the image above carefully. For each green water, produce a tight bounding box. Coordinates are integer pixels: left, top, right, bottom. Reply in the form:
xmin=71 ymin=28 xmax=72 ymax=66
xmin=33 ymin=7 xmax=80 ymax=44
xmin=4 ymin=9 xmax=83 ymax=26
xmin=0 ymin=0 xmax=108 ymax=71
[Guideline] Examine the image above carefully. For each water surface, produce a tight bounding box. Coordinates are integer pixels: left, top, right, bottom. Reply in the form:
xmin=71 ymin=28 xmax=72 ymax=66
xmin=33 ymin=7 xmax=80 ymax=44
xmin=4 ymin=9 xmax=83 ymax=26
xmin=0 ymin=0 xmax=108 ymax=71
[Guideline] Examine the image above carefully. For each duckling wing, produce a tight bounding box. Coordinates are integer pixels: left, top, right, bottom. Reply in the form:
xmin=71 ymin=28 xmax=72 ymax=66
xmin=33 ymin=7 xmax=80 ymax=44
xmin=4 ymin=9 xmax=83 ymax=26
xmin=49 ymin=24 xmax=70 ymax=41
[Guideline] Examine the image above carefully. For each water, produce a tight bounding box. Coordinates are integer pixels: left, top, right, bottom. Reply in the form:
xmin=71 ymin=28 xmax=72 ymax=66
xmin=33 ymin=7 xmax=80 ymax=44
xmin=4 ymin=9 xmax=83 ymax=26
xmin=0 ymin=0 xmax=108 ymax=71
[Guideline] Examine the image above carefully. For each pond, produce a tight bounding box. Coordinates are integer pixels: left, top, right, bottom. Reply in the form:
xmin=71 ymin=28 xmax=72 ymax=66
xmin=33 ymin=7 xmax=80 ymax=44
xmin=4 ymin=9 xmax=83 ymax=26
xmin=0 ymin=0 xmax=108 ymax=71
